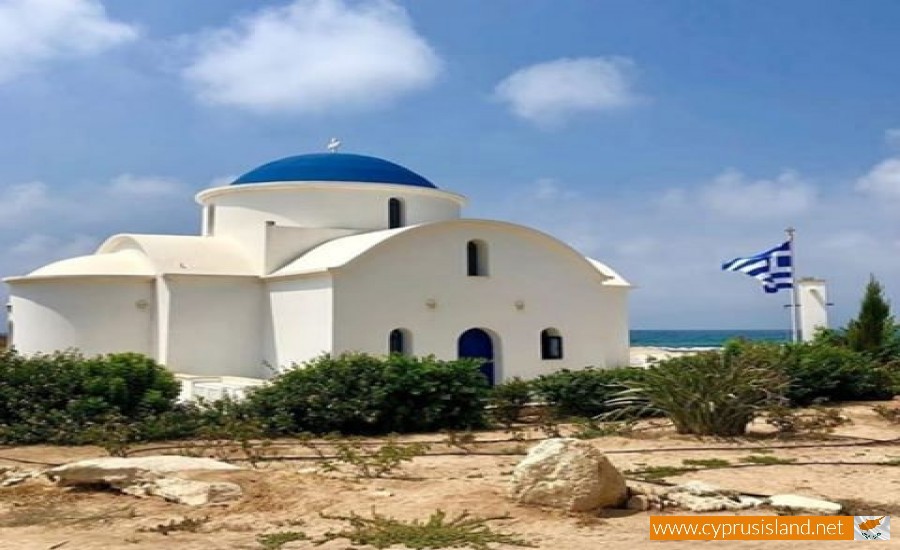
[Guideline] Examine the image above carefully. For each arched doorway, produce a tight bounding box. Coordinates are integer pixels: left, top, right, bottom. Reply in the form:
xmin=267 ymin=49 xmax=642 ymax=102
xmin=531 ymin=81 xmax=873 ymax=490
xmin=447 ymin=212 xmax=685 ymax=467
xmin=457 ymin=328 xmax=495 ymax=385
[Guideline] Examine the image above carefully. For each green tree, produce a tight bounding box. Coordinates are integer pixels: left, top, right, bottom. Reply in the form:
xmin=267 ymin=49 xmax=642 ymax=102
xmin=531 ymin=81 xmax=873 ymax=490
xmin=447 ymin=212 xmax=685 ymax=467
xmin=846 ymin=275 xmax=893 ymax=354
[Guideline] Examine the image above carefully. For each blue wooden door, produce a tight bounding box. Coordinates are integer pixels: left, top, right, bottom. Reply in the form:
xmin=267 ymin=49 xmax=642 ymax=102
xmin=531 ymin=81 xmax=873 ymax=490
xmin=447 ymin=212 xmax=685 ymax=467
xmin=458 ymin=328 xmax=495 ymax=385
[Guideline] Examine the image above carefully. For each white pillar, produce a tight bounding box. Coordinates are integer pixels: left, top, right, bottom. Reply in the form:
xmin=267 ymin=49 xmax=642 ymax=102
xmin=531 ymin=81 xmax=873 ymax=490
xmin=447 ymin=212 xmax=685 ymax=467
xmin=797 ymin=278 xmax=829 ymax=342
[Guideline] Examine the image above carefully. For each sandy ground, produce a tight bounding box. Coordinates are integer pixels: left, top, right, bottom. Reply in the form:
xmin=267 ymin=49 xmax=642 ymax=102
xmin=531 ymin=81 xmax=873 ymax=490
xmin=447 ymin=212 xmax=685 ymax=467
xmin=1 ymin=402 xmax=898 ymax=549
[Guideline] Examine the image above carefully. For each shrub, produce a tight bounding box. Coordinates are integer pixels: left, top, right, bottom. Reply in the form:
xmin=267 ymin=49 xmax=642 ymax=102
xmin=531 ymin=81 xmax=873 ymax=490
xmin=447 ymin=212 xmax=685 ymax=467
xmin=725 ymin=339 xmax=897 ymax=405
xmin=0 ymin=350 xmax=180 ymax=444
xmin=319 ymin=509 xmax=533 ymax=549
xmin=488 ymin=377 xmax=534 ymax=427
xmin=779 ymin=343 xmax=895 ymax=404
xmin=607 ymin=350 xmax=787 ymax=436
xmin=247 ymin=353 xmax=490 ymax=435
xmin=531 ymin=367 xmax=647 ymax=417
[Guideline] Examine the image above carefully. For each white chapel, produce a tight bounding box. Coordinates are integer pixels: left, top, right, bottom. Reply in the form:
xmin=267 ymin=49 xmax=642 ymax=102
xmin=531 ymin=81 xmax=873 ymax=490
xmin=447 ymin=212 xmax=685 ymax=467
xmin=4 ymin=151 xmax=630 ymax=390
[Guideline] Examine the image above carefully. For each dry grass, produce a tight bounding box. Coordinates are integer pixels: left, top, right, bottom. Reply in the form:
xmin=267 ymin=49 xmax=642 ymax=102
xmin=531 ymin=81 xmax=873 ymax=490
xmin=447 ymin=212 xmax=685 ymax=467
xmin=0 ymin=402 xmax=898 ymax=550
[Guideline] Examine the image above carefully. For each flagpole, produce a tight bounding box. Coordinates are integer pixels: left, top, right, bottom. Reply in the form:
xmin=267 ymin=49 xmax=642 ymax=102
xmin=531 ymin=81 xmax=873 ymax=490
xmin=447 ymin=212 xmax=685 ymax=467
xmin=786 ymin=227 xmax=799 ymax=343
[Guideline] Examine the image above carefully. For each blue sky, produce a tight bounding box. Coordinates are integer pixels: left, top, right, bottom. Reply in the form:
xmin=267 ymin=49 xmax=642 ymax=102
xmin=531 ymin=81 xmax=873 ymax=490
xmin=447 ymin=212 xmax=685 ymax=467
xmin=2 ymin=0 xmax=900 ymax=330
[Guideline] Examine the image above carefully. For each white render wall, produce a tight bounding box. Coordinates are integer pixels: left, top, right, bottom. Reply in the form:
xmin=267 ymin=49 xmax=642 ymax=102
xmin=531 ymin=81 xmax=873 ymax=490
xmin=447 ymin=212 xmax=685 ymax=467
xmin=264 ymin=275 xmax=333 ymax=370
xmin=330 ymin=222 xmax=629 ymax=381
xmin=197 ymin=183 xmax=464 ymax=272
xmin=8 ymin=278 xmax=154 ymax=357
xmin=163 ymin=276 xmax=265 ymax=377
xmin=797 ymin=278 xmax=829 ymax=342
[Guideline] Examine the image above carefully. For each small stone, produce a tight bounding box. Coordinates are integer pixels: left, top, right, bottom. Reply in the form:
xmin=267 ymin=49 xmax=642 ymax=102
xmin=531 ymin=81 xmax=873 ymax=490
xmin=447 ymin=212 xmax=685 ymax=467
xmin=673 ymin=481 xmax=731 ymax=497
xmin=737 ymin=496 xmax=765 ymax=508
xmin=768 ymin=494 xmax=842 ymax=515
xmin=0 ymin=469 xmax=40 ymax=487
xmin=148 ymin=477 xmax=243 ymax=506
xmin=626 ymin=495 xmax=651 ymax=511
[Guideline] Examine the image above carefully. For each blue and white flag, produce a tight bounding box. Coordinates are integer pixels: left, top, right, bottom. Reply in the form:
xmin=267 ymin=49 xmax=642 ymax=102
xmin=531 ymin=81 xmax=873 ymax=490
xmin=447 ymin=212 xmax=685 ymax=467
xmin=722 ymin=240 xmax=793 ymax=293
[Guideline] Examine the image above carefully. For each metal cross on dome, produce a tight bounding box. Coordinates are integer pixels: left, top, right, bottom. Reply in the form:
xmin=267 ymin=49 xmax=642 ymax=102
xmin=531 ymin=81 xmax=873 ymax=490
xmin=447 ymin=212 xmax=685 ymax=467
xmin=326 ymin=137 xmax=342 ymax=153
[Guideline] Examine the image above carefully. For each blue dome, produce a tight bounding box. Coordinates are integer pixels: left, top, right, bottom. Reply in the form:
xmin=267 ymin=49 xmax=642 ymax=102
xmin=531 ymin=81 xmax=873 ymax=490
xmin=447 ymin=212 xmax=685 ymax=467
xmin=232 ymin=153 xmax=436 ymax=188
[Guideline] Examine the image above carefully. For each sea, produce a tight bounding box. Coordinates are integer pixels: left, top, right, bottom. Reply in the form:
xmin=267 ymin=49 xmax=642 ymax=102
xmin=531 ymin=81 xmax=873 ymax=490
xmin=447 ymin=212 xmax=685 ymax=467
xmin=630 ymin=329 xmax=790 ymax=348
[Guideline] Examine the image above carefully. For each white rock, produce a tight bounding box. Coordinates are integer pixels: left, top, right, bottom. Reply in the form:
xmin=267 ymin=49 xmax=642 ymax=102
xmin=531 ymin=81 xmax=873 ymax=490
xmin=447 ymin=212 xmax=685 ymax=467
xmin=665 ymin=492 xmax=756 ymax=512
xmin=0 ymin=468 xmax=43 ymax=487
xmin=768 ymin=494 xmax=842 ymax=515
xmin=738 ymin=496 xmax=766 ymax=508
xmin=145 ymin=477 xmax=243 ymax=506
xmin=509 ymin=438 xmax=627 ymax=512
xmin=46 ymin=456 xmax=240 ymax=487
xmin=673 ymin=481 xmax=731 ymax=497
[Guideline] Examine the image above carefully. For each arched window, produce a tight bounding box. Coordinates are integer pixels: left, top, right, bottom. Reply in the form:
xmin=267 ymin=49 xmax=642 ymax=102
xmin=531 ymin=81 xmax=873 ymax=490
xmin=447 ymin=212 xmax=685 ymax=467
xmin=389 ymin=328 xmax=410 ymax=355
xmin=466 ymin=240 xmax=488 ymax=276
xmin=541 ymin=328 xmax=563 ymax=360
xmin=388 ymin=198 xmax=404 ymax=229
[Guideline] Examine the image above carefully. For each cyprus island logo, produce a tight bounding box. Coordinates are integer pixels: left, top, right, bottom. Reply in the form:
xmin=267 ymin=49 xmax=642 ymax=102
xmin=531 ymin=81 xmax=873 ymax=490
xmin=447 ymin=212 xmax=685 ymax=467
xmin=854 ymin=515 xmax=890 ymax=541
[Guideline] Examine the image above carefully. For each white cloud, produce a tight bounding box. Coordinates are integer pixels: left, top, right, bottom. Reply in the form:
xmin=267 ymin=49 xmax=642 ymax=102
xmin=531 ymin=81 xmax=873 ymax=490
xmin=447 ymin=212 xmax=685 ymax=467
xmin=699 ymin=169 xmax=817 ymax=219
xmin=856 ymin=157 xmax=900 ymax=201
xmin=494 ymin=57 xmax=638 ymax=127
xmin=109 ymin=174 xmax=183 ymax=197
xmin=0 ymin=0 xmax=138 ymax=83
xmin=9 ymin=233 xmax=96 ymax=260
xmin=182 ymin=0 xmax=441 ymax=114
xmin=530 ymin=178 xmax=579 ymax=201
xmin=0 ymin=182 xmax=52 ymax=226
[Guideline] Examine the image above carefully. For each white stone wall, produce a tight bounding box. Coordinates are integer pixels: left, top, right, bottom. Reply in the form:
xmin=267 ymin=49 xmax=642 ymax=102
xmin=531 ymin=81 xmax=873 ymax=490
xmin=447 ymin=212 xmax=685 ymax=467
xmin=330 ymin=221 xmax=629 ymax=381
xmin=201 ymin=183 xmax=462 ymax=231
xmin=264 ymin=274 xmax=334 ymax=370
xmin=163 ymin=275 xmax=265 ymax=377
xmin=8 ymin=278 xmax=154 ymax=357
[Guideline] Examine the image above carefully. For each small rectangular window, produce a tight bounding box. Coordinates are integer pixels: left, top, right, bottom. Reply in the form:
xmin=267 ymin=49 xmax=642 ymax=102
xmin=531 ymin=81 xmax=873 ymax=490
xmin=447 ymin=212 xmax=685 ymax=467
xmin=467 ymin=240 xmax=488 ymax=276
xmin=541 ymin=335 xmax=563 ymax=360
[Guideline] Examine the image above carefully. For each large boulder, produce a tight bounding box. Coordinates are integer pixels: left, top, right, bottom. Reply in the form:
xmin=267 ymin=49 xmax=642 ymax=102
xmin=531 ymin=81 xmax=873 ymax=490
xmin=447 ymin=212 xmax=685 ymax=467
xmin=509 ymin=438 xmax=627 ymax=511
xmin=46 ymin=456 xmax=240 ymax=487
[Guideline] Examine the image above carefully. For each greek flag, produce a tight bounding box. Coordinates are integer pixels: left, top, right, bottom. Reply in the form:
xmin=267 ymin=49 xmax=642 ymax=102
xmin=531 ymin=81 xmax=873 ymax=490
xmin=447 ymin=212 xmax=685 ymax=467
xmin=722 ymin=240 xmax=793 ymax=293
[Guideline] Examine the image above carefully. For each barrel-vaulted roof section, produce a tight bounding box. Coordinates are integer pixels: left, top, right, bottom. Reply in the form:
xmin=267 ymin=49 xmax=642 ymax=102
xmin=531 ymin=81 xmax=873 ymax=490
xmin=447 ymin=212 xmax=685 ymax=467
xmin=98 ymin=235 xmax=256 ymax=276
xmin=22 ymin=249 xmax=155 ymax=279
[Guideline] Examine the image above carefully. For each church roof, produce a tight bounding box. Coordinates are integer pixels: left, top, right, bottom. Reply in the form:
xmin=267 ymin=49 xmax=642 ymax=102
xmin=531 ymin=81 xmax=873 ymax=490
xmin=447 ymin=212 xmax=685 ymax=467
xmin=27 ymin=249 xmax=154 ymax=278
xmin=231 ymin=153 xmax=436 ymax=188
xmin=268 ymin=226 xmax=412 ymax=278
xmin=98 ymin=235 xmax=256 ymax=276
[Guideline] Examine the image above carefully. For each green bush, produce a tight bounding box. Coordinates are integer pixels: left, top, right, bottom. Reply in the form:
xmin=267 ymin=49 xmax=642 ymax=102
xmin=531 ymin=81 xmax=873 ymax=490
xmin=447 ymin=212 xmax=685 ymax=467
xmin=531 ymin=367 xmax=648 ymax=417
xmin=607 ymin=350 xmax=787 ymax=436
xmin=488 ymin=377 xmax=534 ymax=427
xmin=246 ymin=353 xmax=490 ymax=435
xmin=724 ymin=339 xmax=897 ymax=405
xmin=0 ymin=350 xmax=180 ymax=444
xmin=780 ymin=343 xmax=896 ymax=404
